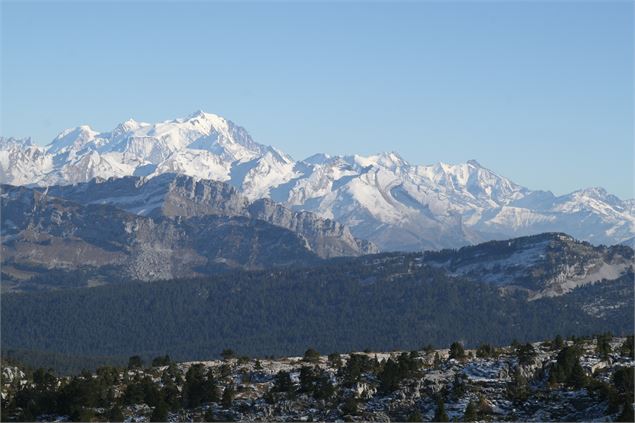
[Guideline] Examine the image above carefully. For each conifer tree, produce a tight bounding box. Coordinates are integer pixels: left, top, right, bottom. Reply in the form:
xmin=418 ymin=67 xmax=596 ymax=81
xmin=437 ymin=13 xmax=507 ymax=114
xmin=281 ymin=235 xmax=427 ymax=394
xmin=449 ymin=342 xmax=466 ymax=360
xmin=150 ymin=401 xmax=168 ymax=422
xmin=507 ymin=367 xmax=529 ymax=401
xmin=434 ymin=397 xmax=449 ymax=422
xmin=553 ymin=334 xmax=564 ymax=349
xmin=407 ymin=408 xmax=423 ymax=422
xmin=127 ymin=355 xmax=143 ymax=370
xmin=463 ymin=400 xmax=478 ymax=422
xmin=109 ymin=405 xmax=125 ymax=422
xmin=221 ymin=385 xmax=235 ymax=408
xmin=272 ymin=370 xmax=294 ymax=393
xmin=303 ymin=348 xmax=321 ymax=363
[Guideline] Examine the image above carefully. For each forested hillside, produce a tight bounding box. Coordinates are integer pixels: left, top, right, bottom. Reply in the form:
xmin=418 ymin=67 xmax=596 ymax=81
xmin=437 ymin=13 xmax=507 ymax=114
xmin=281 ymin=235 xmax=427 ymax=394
xmin=2 ymin=255 xmax=632 ymax=371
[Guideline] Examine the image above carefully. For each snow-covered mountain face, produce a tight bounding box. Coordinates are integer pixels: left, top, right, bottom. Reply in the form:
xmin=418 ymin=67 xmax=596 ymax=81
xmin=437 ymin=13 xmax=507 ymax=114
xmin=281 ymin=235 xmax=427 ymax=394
xmin=2 ymin=111 xmax=633 ymax=251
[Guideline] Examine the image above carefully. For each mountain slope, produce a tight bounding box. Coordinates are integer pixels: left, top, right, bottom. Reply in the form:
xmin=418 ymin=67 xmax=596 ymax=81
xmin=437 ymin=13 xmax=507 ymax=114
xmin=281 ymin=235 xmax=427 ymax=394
xmin=421 ymin=232 xmax=634 ymax=298
xmin=42 ymin=174 xmax=377 ymax=258
xmin=1 ymin=112 xmax=633 ymax=251
xmin=2 ymin=250 xmax=632 ymax=361
xmin=0 ymin=185 xmax=319 ymax=286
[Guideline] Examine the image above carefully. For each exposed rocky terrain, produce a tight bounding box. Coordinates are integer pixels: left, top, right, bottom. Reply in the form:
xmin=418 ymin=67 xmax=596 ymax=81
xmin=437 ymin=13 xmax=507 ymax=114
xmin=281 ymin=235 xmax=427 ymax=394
xmin=0 ymin=184 xmax=320 ymax=284
xmin=2 ymin=336 xmax=633 ymax=422
xmin=41 ymin=173 xmax=377 ymax=258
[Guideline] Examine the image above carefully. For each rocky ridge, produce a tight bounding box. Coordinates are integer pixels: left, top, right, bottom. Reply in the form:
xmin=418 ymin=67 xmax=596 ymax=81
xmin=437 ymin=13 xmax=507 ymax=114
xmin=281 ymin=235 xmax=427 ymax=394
xmin=0 ymin=184 xmax=319 ymax=283
xmin=42 ymin=173 xmax=377 ymax=258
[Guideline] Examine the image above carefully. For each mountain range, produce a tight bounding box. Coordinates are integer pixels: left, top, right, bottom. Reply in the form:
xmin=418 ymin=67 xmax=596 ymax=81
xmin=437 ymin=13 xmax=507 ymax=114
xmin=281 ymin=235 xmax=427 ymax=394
xmin=1 ymin=111 xmax=633 ymax=251
xmin=3 ymin=176 xmax=633 ymax=301
xmin=1 ymin=178 xmax=383 ymax=288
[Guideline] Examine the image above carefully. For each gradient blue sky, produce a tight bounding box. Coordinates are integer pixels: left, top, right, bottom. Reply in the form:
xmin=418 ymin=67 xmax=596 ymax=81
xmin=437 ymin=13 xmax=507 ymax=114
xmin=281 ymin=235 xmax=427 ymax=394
xmin=1 ymin=1 xmax=633 ymax=198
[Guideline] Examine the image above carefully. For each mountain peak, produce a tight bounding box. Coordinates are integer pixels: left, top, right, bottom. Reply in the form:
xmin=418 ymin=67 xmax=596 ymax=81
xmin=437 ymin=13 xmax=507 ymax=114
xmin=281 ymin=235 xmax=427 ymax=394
xmin=112 ymin=118 xmax=142 ymax=134
xmin=352 ymin=151 xmax=408 ymax=169
xmin=46 ymin=125 xmax=99 ymax=154
xmin=1 ymin=112 xmax=632 ymax=251
xmin=189 ymin=109 xmax=206 ymax=117
xmin=577 ymin=186 xmax=608 ymax=197
xmin=186 ymin=110 xmax=224 ymax=123
xmin=303 ymin=153 xmax=332 ymax=165
xmin=122 ymin=118 xmax=139 ymax=126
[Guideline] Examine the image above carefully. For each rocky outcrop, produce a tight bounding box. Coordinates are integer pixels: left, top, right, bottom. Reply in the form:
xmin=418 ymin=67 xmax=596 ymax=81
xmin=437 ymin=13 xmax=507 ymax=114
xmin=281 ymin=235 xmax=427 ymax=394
xmin=1 ymin=185 xmax=318 ymax=283
xmin=44 ymin=174 xmax=378 ymax=258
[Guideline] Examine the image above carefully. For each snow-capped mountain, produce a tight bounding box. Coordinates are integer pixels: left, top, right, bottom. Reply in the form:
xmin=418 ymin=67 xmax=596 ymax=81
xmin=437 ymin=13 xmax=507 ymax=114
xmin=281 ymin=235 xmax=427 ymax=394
xmin=2 ymin=111 xmax=633 ymax=251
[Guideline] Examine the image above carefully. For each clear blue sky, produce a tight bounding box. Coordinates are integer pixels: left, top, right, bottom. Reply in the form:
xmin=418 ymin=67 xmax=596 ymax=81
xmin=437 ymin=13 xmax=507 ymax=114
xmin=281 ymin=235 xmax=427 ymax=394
xmin=1 ymin=1 xmax=633 ymax=198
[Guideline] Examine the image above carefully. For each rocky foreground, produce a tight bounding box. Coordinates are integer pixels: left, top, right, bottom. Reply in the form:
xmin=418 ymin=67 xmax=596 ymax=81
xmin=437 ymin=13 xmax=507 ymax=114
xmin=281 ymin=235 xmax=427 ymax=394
xmin=2 ymin=335 xmax=633 ymax=422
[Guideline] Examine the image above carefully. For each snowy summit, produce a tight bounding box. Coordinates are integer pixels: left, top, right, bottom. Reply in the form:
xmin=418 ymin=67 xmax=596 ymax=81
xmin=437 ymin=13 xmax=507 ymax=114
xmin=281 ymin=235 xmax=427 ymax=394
xmin=1 ymin=111 xmax=633 ymax=251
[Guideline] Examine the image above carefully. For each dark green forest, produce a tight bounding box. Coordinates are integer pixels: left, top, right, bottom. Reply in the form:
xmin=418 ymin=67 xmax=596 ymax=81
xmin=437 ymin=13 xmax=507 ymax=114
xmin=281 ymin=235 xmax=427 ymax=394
xmin=2 ymin=256 xmax=632 ymax=374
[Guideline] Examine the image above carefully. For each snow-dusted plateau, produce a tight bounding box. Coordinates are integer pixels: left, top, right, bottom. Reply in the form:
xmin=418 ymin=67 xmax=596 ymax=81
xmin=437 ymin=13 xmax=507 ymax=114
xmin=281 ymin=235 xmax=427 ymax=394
xmin=2 ymin=336 xmax=634 ymax=422
xmin=2 ymin=111 xmax=633 ymax=251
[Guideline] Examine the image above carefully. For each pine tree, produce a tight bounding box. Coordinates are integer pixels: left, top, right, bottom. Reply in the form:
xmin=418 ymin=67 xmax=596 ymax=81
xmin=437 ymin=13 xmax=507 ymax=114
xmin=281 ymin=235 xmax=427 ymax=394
xmin=127 ymin=355 xmax=143 ymax=369
xmin=407 ymin=408 xmax=423 ymax=422
xmin=516 ymin=343 xmax=536 ymax=365
xmin=341 ymin=398 xmax=359 ymax=416
xmin=299 ymin=366 xmax=318 ymax=394
xmin=303 ymin=348 xmax=321 ymax=363
xmin=568 ymin=361 xmax=588 ymax=389
xmin=613 ymin=367 xmax=635 ymax=422
xmin=378 ymin=358 xmax=402 ymax=393
xmin=433 ymin=352 xmax=442 ymax=368
xmin=507 ymin=367 xmax=529 ymax=401
xmin=314 ymin=373 xmax=335 ymax=400
xmin=620 ymin=336 xmax=634 ymax=358
xmin=220 ymin=349 xmax=236 ymax=361
xmin=161 ymin=383 xmax=181 ymax=411
xmin=596 ymin=333 xmax=612 ymax=360
xmin=182 ymin=364 xmax=218 ymax=408
xmin=328 ymin=352 xmax=342 ymax=368
xmin=463 ymin=400 xmax=478 ymax=422
xmin=476 ymin=343 xmax=496 ymax=358
xmin=272 ymin=370 xmax=294 ymax=393
xmin=151 ymin=355 xmax=171 ymax=367
xmin=221 ymin=385 xmax=235 ymax=408
xmin=477 ymin=395 xmax=493 ymax=417
xmin=449 ymin=342 xmax=465 ymax=360
xmin=205 ymin=369 xmax=221 ymax=403
xmin=108 ymin=405 xmax=125 ymax=422
xmin=434 ymin=397 xmax=449 ymax=422
xmin=150 ymin=401 xmax=168 ymax=422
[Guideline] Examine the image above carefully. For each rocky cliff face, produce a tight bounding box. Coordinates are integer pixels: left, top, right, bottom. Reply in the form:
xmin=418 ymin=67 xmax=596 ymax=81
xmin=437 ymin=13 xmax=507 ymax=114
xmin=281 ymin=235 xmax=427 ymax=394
xmin=1 ymin=185 xmax=318 ymax=284
xmin=43 ymin=174 xmax=378 ymax=258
